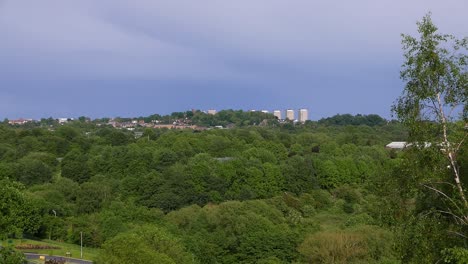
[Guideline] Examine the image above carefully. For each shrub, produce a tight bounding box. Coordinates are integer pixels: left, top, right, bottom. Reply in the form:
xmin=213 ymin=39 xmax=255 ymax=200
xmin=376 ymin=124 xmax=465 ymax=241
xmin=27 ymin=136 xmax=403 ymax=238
xmin=282 ymin=192 xmax=301 ymax=210
xmin=343 ymin=202 xmax=355 ymax=214
xmin=298 ymin=226 xmax=396 ymax=263
xmin=343 ymin=213 xmax=374 ymax=227
xmin=298 ymin=231 xmax=368 ymax=263
xmin=0 ymin=246 xmax=26 ymax=264
xmin=301 ymin=205 xmax=316 ymax=217
xmin=15 ymin=244 xmax=61 ymax=250
xmin=334 ymin=185 xmax=362 ymax=204
xmin=310 ymin=190 xmax=332 ymax=209
xmin=441 ymin=247 xmax=468 ymax=264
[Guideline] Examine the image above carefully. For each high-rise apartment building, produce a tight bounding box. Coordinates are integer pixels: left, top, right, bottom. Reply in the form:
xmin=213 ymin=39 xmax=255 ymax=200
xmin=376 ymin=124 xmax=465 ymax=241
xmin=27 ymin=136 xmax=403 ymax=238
xmin=298 ymin=108 xmax=308 ymax=123
xmin=273 ymin=110 xmax=282 ymax=119
xmin=286 ymin=109 xmax=294 ymax=120
xmin=207 ymin=109 xmax=217 ymax=115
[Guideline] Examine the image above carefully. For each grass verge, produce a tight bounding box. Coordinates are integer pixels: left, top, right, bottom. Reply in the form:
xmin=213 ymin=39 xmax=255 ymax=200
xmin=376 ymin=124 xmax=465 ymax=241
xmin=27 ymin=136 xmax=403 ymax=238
xmin=0 ymin=239 xmax=100 ymax=261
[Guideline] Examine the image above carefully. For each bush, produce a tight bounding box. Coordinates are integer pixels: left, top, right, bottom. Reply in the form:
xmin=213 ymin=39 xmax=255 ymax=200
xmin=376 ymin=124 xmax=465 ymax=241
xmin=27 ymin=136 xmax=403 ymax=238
xmin=343 ymin=202 xmax=355 ymax=214
xmin=441 ymin=247 xmax=468 ymax=264
xmin=334 ymin=185 xmax=362 ymax=204
xmin=343 ymin=213 xmax=374 ymax=227
xmin=15 ymin=244 xmax=61 ymax=250
xmin=298 ymin=226 xmax=396 ymax=263
xmin=329 ymin=199 xmax=346 ymax=214
xmin=298 ymin=231 xmax=368 ymax=263
xmin=352 ymin=225 xmax=395 ymax=261
xmin=301 ymin=205 xmax=317 ymax=217
xmin=0 ymin=246 xmax=26 ymax=264
xmin=310 ymin=190 xmax=332 ymax=209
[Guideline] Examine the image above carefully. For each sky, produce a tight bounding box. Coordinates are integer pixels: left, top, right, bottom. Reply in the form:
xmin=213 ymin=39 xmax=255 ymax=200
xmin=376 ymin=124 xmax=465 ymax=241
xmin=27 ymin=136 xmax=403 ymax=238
xmin=0 ymin=0 xmax=467 ymax=120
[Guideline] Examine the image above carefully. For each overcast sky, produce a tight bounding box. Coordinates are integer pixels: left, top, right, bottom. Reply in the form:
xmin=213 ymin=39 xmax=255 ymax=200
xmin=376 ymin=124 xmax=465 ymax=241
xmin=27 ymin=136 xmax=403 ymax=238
xmin=1 ymin=0 xmax=467 ymax=120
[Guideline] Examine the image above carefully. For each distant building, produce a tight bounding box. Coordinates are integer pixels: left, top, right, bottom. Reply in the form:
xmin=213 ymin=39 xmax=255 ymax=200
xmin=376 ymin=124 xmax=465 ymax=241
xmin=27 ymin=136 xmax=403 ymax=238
xmin=214 ymin=157 xmax=235 ymax=162
xmin=286 ymin=109 xmax=294 ymax=120
xmin=385 ymin=142 xmax=407 ymax=149
xmin=8 ymin=119 xmax=33 ymax=125
xmin=298 ymin=109 xmax=308 ymax=123
xmin=58 ymin=118 xmax=73 ymax=124
xmin=273 ymin=110 xmax=282 ymax=119
xmin=386 ymin=141 xmax=439 ymax=150
xmin=134 ymin=132 xmax=144 ymax=139
xmin=261 ymin=110 xmax=269 ymax=113
xmin=207 ymin=109 xmax=217 ymax=115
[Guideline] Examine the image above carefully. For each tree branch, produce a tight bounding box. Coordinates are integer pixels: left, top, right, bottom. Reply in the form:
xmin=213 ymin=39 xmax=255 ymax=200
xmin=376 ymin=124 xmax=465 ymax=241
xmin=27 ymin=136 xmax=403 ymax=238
xmin=436 ymin=92 xmax=468 ymax=208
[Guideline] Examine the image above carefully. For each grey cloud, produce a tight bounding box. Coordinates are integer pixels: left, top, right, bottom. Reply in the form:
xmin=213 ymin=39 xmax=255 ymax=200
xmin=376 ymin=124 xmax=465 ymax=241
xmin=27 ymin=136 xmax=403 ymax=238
xmin=101 ymin=0 xmax=467 ymax=60
xmin=0 ymin=1 xmax=242 ymax=80
xmin=0 ymin=0 xmax=467 ymax=119
xmin=1 ymin=0 xmax=467 ymax=81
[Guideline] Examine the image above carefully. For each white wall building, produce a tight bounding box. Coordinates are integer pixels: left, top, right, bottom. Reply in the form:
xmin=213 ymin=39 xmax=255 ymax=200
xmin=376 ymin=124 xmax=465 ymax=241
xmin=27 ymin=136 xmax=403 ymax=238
xmin=298 ymin=109 xmax=308 ymax=123
xmin=58 ymin=118 xmax=73 ymax=124
xmin=273 ymin=110 xmax=282 ymax=119
xmin=385 ymin=142 xmax=407 ymax=149
xmin=286 ymin=109 xmax=294 ymax=120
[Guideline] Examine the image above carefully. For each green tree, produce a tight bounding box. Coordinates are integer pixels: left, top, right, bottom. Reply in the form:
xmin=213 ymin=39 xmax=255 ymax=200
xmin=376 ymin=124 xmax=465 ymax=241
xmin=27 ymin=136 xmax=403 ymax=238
xmin=75 ymin=181 xmax=111 ymax=214
xmin=97 ymin=225 xmax=195 ymax=264
xmin=167 ymin=200 xmax=298 ymax=263
xmin=15 ymin=157 xmax=53 ymax=185
xmin=0 ymin=246 xmax=26 ymax=264
xmin=393 ymin=14 xmax=468 ymax=223
xmin=61 ymin=149 xmax=90 ymax=183
xmin=0 ymin=179 xmax=41 ymax=239
xmin=56 ymin=125 xmax=79 ymax=141
xmin=391 ymin=14 xmax=468 ymax=262
xmin=298 ymin=226 xmax=395 ymax=264
xmin=281 ymin=155 xmax=318 ymax=194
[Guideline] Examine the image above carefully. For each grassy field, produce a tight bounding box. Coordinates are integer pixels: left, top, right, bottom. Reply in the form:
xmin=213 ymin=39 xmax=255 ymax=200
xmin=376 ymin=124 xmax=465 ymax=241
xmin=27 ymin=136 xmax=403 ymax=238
xmin=0 ymin=239 xmax=100 ymax=261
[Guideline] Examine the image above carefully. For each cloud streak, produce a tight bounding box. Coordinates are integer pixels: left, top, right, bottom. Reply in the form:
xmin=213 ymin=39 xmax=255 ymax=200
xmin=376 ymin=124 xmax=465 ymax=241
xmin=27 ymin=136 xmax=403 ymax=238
xmin=0 ymin=0 xmax=467 ymax=118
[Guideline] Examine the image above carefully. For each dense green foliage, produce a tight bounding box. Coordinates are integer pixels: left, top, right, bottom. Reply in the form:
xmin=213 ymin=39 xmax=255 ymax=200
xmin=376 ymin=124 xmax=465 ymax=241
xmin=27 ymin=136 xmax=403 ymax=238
xmin=317 ymin=114 xmax=387 ymax=127
xmin=1 ymin=105 xmax=467 ymax=263
xmin=0 ymin=246 xmax=26 ymax=264
xmin=0 ymin=179 xmax=41 ymax=239
xmin=0 ymin=113 xmax=411 ymax=263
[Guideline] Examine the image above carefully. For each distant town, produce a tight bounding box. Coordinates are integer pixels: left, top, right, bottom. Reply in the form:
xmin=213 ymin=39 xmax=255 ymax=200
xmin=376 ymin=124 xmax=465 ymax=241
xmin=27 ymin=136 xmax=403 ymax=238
xmin=206 ymin=108 xmax=309 ymax=123
xmin=5 ymin=108 xmax=310 ymax=130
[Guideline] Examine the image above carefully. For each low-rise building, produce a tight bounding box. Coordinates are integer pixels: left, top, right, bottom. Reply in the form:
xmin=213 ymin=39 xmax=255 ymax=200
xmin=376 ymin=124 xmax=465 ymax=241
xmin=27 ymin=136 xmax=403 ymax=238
xmin=8 ymin=119 xmax=33 ymax=125
xmin=385 ymin=142 xmax=408 ymax=149
xmin=58 ymin=118 xmax=73 ymax=124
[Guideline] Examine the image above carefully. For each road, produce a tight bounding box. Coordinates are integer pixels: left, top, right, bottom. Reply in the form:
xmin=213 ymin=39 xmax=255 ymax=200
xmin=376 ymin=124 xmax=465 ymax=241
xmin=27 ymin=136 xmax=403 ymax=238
xmin=25 ymin=253 xmax=93 ymax=264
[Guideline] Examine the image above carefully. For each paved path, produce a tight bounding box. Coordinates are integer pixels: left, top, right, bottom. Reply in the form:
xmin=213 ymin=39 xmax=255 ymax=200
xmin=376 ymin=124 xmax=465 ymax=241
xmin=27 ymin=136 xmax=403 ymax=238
xmin=25 ymin=253 xmax=93 ymax=264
